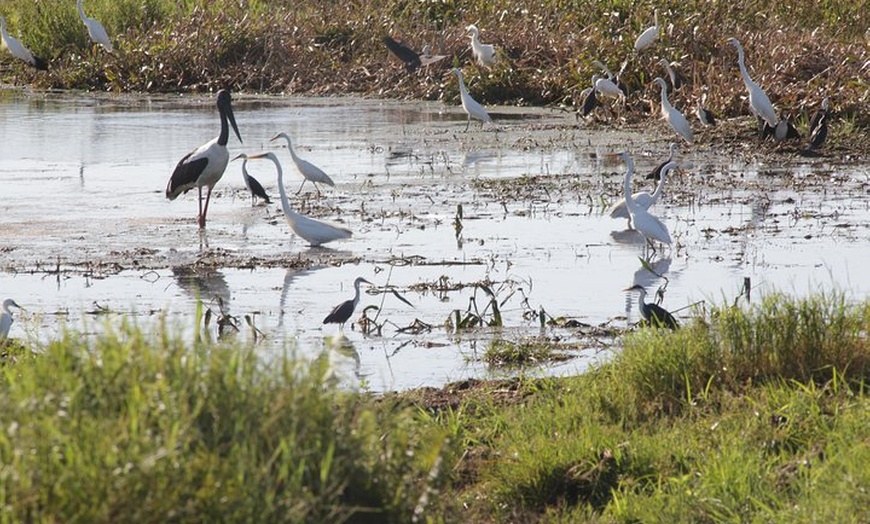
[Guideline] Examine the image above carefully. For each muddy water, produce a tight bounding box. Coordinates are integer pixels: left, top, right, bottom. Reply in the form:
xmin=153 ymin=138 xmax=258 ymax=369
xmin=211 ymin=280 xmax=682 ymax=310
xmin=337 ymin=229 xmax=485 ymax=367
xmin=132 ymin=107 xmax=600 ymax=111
xmin=1 ymin=90 xmax=869 ymax=391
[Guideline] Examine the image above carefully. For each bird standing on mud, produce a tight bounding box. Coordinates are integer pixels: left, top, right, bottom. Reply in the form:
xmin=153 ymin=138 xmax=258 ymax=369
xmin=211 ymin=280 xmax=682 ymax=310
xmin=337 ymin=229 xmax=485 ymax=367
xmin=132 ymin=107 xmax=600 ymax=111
xmin=324 ymin=277 xmax=373 ymax=330
xmin=165 ymin=89 xmax=242 ymax=229
xmin=233 ymin=153 xmax=272 ymax=206
xmin=726 ymin=37 xmax=778 ymax=132
xmin=624 ymin=285 xmax=679 ymax=330
xmin=653 ymin=78 xmax=693 ymax=144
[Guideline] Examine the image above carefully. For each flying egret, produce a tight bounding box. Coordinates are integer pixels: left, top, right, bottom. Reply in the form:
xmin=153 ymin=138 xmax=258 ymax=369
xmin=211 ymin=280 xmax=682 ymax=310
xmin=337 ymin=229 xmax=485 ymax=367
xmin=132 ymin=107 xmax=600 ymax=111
xmin=609 ymin=161 xmax=675 ymax=227
xmin=620 ymin=152 xmax=672 ymax=249
xmin=76 ymin=0 xmax=113 ymax=52
xmin=0 ymin=299 xmax=22 ymax=341
xmin=233 ymin=153 xmax=271 ymax=206
xmin=382 ymin=36 xmax=421 ymax=72
xmin=466 ymin=24 xmax=495 ymax=66
xmin=653 ymin=78 xmax=693 ymax=144
xmin=165 ymin=89 xmax=242 ymax=229
xmin=645 ymin=143 xmax=678 ymax=181
xmin=323 ymin=276 xmax=373 ymax=329
xmin=242 ymin=152 xmax=352 ymax=247
xmin=451 ymin=68 xmax=491 ymax=131
xmin=634 ymin=10 xmax=659 ymax=52
xmin=0 ymin=16 xmax=48 ymax=70
xmin=592 ymin=60 xmax=628 ymax=96
xmin=624 ymin=285 xmax=679 ymax=330
xmin=659 ymin=59 xmax=685 ymax=91
xmin=270 ymin=133 xmax=335 ymax=195
xmin=726 ymin=37 xmax=778 ymax=128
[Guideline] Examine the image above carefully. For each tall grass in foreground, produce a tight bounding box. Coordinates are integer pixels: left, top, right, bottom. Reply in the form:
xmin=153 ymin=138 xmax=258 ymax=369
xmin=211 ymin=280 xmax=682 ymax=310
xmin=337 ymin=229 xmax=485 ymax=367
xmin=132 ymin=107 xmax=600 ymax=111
xmin=0 ymin=320 xmax=453 ymax=523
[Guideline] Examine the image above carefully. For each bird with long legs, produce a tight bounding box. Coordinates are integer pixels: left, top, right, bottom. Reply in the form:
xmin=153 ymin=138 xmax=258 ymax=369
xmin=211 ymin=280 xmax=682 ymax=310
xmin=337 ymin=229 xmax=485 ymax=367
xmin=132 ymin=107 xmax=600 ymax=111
xmin=451 ymin=68 xmax=491 ymax=131
xmin=323 ymin=277 xmax=373 ymax=330
xmin=240 ymin=152 xmax=352 ymax=247
xmin=0 ymin=16 xmax=47 ymax=69
xmin=726 ymin=37 xmax=778 ymax=131
xmin=165 ymin=90 xmax=242 ymax=229
xmin=624 ymin=285 xmax=679 ymax=329
xmin=645 ymin=142 xmax=678 ymax=181
xmin=620 ymin=152 xmax=672 ymax=255
xmin=610 ymin=161 xmax=675 ymax=227
xmin=634 ymin=9 xmax=659 ymax=52
xmin=270 ymin=133 xmax=335 ymax=195
xmin=0 ymin=299 xmax=22 ymax=342
xmin=466 ymin=24 xmax=495 ymax=66
xmin=652 ymin=78 xmax=693 ymax=144
xmin=233 ymin=153 xmax=271 ymax=206
xmin=76 ymin=0 xmax=113 ymax=52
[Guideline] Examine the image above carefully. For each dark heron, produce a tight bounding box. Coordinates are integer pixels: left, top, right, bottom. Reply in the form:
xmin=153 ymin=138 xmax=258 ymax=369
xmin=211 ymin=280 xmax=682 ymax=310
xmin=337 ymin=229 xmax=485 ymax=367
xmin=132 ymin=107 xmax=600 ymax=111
xmin=696 ymin=100 xmax=717 ymax=127
xmin=579 ymin=87 xmax=600 ymax=118
xmin=807 ymin=112 xmax=828 ymax=150
xmin=323 ymin=277 xmax=373 ymax=329
xmin=624 ymin=285 xmax=679 ymax=330
xmin=0 ymin=299 xmax=22 ymax=341
xmin=0 ymin=16 xmax=48 ymax=70
xmin=645 ymin=142 xmax=678 ymax=181
xmin=232 ymin=154 xmax=271 ymax=206
xmin=165 ymin=90 xmax=242 ymax=229
xmin=809 ymin=97 xmax=830 ymax=137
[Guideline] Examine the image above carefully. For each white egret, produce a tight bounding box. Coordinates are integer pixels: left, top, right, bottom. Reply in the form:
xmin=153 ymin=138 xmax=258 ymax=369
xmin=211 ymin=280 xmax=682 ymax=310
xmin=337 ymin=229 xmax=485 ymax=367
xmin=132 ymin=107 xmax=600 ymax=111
xmin=634 ymin=10 xmax=659 ymax=52
xmin=242 ymin=152 xmax=352 ymax=247
xmin=0 ymin=299 xmax=22 ymax=341
xmin=659 ymin=59 xmax=684 ymax=91
xmin=624 ymin=285 xmax=679 ymax=330
xmin=593 ymin=74 xmax=625 ymax=101
xmin=323 ymin=277 xmax=373 ymax=329
xmin=592 ymin=60 xmax=628 ymax=96
xmin=451 ymin=68 xmax=491 ymax=131
xmin=76 ymin=0 xmax=113 ymax=52
xmin=645 ymin=142 xmax=678 ymax=181
xmin=0 ymin=16 xmax=47 ymax=70
xmin=726 ymin=37 xmax=778 ymax=128
xmin=233 ymin=153 xmax=271 ymax=206
xmin=620 ymin=152 xmax=672 ymax=248
xmin=165 ymin=90 xmax=242 ymax=229
xmin=466 ymin=24 xmax=495 ymax=66
xmin=653 ymin=78 xmax=693 ymax=144
xmin=609 ymin=161 xmax=675 ymax=226
xmin=270 ymin=133 xmax=335 ymax=195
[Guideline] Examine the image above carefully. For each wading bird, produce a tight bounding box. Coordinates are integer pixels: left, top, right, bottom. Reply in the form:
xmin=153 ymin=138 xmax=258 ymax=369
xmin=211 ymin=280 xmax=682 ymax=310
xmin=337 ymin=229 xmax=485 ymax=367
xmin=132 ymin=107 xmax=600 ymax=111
xmin=323 ymin=277 xmax=373 ymax=329
xmin=659 ymin=59 xmax=685 ymax=91
xmin=809 ymin=97 xmax=830 ymax=137
xmin=634 ymin=10 xmax=659 ymax=52
xmin=0 ymin=16 xmax=48 ymax=70
xmin=624 ymin=284 xmax=679 ymax=329
xmin=270 ymin=133 xmax=335 ymax=195
xmin=646 ymin=142 xmax=678 ymax=181
xmin=653 ymin=78 xmax=693 ymax=144
xmin=621 ymin=152 xmax=672 ymax=250
xmin=76 ymin=0 xmax=112 ymax=52
xmin=727 ymin=37 xmax=778 ymax=129
xmin=165 ymin=89 xmax=242 ymax=229
xmin=579 ymin=86 xmax=599 ymax=118
xmin=806 ymin=112 xmax=828 ymax=152
xmin=0 ymin=299 xmax=22 ymax=341
xmin=592 ymin=60 xmax=628 ymax=97
xmin=451 ymin=68 xmax=491 ymax=131
xmin=609 ymin=161 xmax=675 ymax=227
xmin=233 ymin=153 xmax=271 ymax=206
xmin=466 ymin=24 xmax=495 ymax=66
xmin=593 ymin=73 xmax=625 ymax=102
xmin=696 ymin=98 xmax=718 ymax=127
xmin=241 ymin=152 xmax=352 ymax=247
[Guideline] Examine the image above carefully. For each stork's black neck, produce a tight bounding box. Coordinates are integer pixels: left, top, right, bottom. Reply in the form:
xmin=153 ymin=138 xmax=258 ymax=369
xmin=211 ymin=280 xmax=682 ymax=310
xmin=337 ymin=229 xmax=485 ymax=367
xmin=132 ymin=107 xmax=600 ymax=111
xmin=217 ymin=105 xmax=229 ymax=146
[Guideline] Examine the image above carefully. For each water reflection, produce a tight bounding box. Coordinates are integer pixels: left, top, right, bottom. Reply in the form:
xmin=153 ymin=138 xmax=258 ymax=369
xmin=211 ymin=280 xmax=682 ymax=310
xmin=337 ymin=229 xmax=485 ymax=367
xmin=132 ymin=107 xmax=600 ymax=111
xmin=171 ymin=266 xmax=231 ymax=306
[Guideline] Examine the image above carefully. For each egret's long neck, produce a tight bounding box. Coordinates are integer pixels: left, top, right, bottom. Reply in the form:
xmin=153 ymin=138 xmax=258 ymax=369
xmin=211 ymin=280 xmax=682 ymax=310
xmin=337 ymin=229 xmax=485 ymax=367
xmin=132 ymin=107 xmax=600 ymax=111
xmin=217 ymin=106 xmax=229 ymax=146
xmin=623 ymin=156 xmax=635 ymax=207
xmin=76 ymin=0 xmax=86 ymax=19
xmin=286 ymin=140 xmax=300 ymax=163
xmin=659 ymin=83 xmax=672 ymax=111
xmin=735 ymin=46 xmax=753 ymax=86
xmin=456 ymin=74 xmax=468 ymax=97
xmin=272 ymin=157 xmax=299 ymax=221
xmin=651 ymin=172 xmax=667 ymax=199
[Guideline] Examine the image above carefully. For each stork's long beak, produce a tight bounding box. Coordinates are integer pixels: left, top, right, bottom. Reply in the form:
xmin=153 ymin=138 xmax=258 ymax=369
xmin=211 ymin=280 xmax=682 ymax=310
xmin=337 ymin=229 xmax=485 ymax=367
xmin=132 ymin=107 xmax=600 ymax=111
xmin=227 ymin=104 xmax=242 ymax=144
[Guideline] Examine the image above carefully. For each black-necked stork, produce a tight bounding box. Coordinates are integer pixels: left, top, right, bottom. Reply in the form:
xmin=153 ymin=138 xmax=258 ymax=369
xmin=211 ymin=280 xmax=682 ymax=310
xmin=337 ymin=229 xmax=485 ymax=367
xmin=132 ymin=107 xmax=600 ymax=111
xmin=76 ymin=0 xmax=113 ymax=52
xmin=232 ymin=154 xmax=271 ymax=206
xmin=323 ymin=277 xmax=373 ymax=329
xmin=0 ymin=16 xmax=48 ymax=70
xmin=624 ymin=285 xmax=679 ymax=330
xmin=270 ymin=133 xmax=335 ymax=195
xmin=165 ymin=89 xmax=242 ymax=229
xmin=240 ymin=152 xmax=352 ymax=247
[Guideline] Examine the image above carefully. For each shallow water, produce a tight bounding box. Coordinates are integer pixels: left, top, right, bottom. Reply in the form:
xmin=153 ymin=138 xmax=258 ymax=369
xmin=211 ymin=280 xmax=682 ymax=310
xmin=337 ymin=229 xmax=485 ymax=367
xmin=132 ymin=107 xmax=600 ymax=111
xmin=1 ymin=90 xmax=869 ymax=391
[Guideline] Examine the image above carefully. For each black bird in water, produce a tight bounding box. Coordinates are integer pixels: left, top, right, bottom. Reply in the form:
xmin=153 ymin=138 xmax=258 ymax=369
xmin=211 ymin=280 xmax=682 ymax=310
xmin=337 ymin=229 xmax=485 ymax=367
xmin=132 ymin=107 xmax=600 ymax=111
xmin=645 ymin=143 xmax=678 ymax=181
xmin=233 ymin=154 xmax=272 ymax=206
xmin=625 ymin=285 xmax=679 ymax=330
xmin=323 ymin=277 xmax=373 ymax=329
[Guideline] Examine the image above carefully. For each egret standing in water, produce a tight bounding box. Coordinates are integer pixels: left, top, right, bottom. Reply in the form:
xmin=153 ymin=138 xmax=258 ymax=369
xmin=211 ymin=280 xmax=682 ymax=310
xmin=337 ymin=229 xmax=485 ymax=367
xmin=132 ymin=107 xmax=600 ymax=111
xmin=451 ymin=68 xmax=491 ymax=131
xmin=165 ymin=90 xmax=242 ymax=229
xmin=610 ymin=161 xmax=675 ymax=227
xmin=240 ymin=152 xmax=352 ymax=247
xmin=620 ymin=152 xmax=672 ymax=250
xmin=323 ymin=277 xmax=373 ymax=329
xmin=634 ymin=10 xmax=659 ymax=52
xmin=466 ymin=24 xmax=495 ymax=66
xmin=0 ymin=299 xmax=22 ymax=341
xmin=270 ymin=133 xmax=335 ymax=195
xmin=624 ymin=285 xmax=679 ymax=330
xmin=653 ymin=78 xmax=693 ymax=144
xmin=727 ymin=37 xmax=778 ymax=129
xmin=233 ymin=153 xmax=271 ymax=206
xmin=0 ymin=16 xmax=48 ymax=70
xmin=76 ymin=0 xmax=113 ymax=51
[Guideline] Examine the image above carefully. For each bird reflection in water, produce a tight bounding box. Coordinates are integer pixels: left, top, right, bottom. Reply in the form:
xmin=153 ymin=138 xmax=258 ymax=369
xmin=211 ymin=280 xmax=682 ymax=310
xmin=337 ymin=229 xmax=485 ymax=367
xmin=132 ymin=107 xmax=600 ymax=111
xmin=172 ymin=266 xmax=237 ymax=340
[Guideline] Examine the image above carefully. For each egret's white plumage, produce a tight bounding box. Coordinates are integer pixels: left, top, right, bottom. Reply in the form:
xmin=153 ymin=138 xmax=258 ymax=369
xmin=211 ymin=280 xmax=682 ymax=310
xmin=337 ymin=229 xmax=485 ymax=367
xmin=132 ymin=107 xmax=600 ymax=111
xmin=727 ymin=37 xmax=778 ymax=128
xmin=466 ymin=24 xmax=495 ymax=66
xmin=653 ymin=78 xmax=693 ymax=144
xmin=245 ymin=152 xmax=352 ymax=247
xmin=634 ymin=10 xmax=659 ymax=52
xmin=593 ymin=74 xmax=625 ymax=100
xmin=76 ymin=0 xmax=113 ymax=51
xmin=609 ymin=161 xmax=674 ymax=224
xmin=592 ymin=60 xmax=628 ymax=96
xmin=451 ymin=68 xmax=491 ymax=131
xmin=0 ymin=299 xmax=22 ymax=341
xmin=270 ymin=133 xmax=335 ymax=195
xmin=0 ymin=16 xmax=47 ymax=69
xmin=621 ymin=152 xmax=672 ymax=246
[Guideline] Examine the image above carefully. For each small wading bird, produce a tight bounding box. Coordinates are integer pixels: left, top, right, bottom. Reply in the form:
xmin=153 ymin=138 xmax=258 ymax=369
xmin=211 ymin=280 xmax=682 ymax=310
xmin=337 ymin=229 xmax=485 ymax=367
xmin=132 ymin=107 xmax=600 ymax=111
xmin=76 ymin=0 xmax=113 ymax=52
xmin=0 ymin=299 xmax=22 ymax=341
xmin=610 ymin=161 xmax=676 ymax=227
xmin=270 ymin=133 xmax=335 ymax=195
xmin=804 ymin=112 xmax=828 ymax=154
xmin=634 ymin=9 xmax=659 ymax=52
xmin=466 ymin=24 xmax=495 ymax=66
xmin=451 ymin=68 xmax=491 ymax=131
xmin=323 ymin=277 xmax=373 ymax=329
xmin=240 ymin=152 xmax=352 ymax=247
xmin=166 ymin=90 xmax=242 ymax=228
xmin=696 ymin=97 xmax=718 ymax=127
xmin=646 ymin=142 xmax=678 ymax=181
xmin=579 ymin=87 xmax=599 ymax=118
xmin=0 ymin=16 xmax=48 ymax=70
xmin=809 ymin=97 xmax=830 ymax=138
xmin=620 ymin=152 xmax=673 ymax=251
xmin=653 ymin=78 xmax=693 ymax=144
xmin=624 ymin=285 xmax=679 ymax=330
xmin=726 ymin=37 xmax=778 ymax=131
xmin=233 ymin=153 xmax=271 ymax=206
